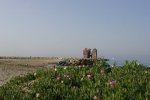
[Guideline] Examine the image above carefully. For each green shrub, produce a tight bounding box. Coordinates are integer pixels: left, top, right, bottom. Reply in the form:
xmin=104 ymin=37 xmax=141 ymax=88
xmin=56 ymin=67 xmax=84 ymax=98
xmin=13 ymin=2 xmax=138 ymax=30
xmin=0 ymin=60 xmax=150 ymax=100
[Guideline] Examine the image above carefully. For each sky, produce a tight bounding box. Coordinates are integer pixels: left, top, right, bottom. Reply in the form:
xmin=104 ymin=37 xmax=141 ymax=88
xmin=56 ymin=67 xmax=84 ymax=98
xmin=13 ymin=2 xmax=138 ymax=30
xmin=0 ymin=0 xmax=150 ymax=64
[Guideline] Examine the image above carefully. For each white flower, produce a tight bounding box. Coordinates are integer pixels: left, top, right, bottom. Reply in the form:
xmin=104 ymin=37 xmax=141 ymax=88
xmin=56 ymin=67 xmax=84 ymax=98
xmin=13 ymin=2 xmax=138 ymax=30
xmin=64 ymin=74 xmax=70 ymax=77
xmin=111 ymin=65 xmax=114 ymax=67
xmin=54 ymin=68 xmax=57 ymax=71
xmin=61 ymin=80 xmax=64 ymax=83
xmin=36 ymin=93 xmax=40 ymax=98
xmin=145 ymin=71 xmax=148 ymax=74
xmin=33 ymin=72 xmax=37 ymax=77
xmin=93 ymin=96 xmax=99 ymax=100
xmin=87 ymin=74 xmax=91 ymax=78
xmin=64 ymin=66 xmax=67 ymax=70
xmin=87 ymin=74 xmax=92 ymax=79
xmin=100 ymin=69 xmax=105 ymax=75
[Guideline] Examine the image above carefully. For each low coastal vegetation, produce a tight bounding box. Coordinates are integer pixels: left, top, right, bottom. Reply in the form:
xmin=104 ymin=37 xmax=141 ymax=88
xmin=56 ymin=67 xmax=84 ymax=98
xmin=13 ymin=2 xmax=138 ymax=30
xmin=0 ymin=60 xmax=150 ymax=100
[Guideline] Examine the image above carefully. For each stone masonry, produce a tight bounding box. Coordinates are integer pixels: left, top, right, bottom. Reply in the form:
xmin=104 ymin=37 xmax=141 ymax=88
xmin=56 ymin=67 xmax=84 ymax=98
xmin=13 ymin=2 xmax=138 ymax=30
xmin=92 ymin=48 xmax=97 ymax=59
xmin=83 ymin=48 xmax=97 ymax=59
xmin=83 ymin=48 xmax=91 ymax=58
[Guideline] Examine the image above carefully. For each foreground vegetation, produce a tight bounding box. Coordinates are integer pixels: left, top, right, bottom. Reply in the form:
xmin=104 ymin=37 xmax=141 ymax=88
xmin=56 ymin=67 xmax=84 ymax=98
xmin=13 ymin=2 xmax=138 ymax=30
xmin=0 ymin=60 xmax=150 ymax=100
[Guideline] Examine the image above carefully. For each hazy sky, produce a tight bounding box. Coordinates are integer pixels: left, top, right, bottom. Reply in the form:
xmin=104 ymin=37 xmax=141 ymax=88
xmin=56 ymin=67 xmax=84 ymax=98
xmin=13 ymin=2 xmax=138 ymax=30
xmin=0 ymin=0 xmax=150 ymax=64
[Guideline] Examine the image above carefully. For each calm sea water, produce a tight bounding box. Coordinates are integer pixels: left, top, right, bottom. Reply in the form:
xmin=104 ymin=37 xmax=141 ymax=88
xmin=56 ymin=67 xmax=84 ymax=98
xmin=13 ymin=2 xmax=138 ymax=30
xmin=108 ymin=59 xmax=150 ymax=66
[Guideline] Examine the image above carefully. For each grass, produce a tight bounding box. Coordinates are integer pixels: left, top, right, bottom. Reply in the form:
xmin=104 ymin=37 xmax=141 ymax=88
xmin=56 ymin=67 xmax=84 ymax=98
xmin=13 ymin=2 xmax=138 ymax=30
xmin=0 ymin=60 xmax=150 ymax=100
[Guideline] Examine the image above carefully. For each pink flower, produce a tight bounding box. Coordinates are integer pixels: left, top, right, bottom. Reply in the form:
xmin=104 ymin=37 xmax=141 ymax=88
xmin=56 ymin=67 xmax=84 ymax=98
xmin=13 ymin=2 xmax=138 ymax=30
xmin=56 ymin=76 xmax=61 ymax=81
xmin=109 ymin=80 xmax=116 ymax=88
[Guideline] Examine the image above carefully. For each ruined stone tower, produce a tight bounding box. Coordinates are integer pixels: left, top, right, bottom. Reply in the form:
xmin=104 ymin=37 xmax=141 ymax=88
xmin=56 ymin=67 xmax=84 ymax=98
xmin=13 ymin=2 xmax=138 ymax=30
xmin=83 ymin=48 xmax=87 ymax=58
xmin=83 ymin=48 xmax=97 ymax=59
xmin=92 ymin=48 xmax=97 ymax=59
xmin=83 ymin=48 xmax=91 ymax=59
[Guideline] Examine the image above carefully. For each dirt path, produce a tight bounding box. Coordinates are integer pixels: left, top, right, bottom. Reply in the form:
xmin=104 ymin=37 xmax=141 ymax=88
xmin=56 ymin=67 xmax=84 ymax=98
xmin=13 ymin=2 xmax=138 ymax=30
xmin=0 ymin=66 xmax=38 ymax=86
xmin=0 ymin=58 xmax=60 ymax=86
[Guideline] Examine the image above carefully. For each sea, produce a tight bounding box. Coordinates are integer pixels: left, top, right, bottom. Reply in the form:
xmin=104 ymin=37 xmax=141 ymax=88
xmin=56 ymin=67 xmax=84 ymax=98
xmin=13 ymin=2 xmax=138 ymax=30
xmin=108 ymin=59 xmax=150 ymax=67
